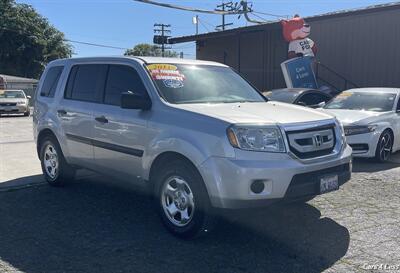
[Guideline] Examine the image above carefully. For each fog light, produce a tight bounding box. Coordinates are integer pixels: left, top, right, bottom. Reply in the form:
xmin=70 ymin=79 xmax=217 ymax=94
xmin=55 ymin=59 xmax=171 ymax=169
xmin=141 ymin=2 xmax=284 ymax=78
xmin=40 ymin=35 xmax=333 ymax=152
xmin=250 ymin=180 xmax=265 ymax=194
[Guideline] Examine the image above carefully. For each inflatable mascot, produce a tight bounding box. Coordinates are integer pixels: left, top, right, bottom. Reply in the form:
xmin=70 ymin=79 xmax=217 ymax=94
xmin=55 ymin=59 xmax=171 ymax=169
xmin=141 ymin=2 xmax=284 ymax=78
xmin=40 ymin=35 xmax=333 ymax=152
xmin=281 ymin=15 xmax=317 ymax=59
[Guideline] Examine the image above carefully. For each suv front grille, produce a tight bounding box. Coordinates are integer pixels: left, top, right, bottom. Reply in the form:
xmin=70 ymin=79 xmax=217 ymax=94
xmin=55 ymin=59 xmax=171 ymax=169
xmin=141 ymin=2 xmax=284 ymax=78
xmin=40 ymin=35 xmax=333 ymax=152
xmin=0 ymin=103 xmax=17 ymax=106
xmin=285 ymin=124 xmax=336 ymax=159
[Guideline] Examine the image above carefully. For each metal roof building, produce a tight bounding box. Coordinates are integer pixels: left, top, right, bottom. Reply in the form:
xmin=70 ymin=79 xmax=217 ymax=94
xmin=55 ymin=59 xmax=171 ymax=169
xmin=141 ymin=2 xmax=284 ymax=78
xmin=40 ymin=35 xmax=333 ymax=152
xmin=0 ymin=74 xmax=38 ymax=98
xmin=170 ymin=2 xmax=400 ymax=92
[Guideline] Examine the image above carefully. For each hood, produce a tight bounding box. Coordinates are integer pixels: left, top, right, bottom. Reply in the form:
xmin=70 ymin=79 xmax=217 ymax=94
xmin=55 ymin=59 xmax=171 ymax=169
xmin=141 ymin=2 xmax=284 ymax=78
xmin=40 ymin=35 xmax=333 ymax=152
xmin=323 ymin=109 xmax=385 ymax=125
xmin=173 ymin=101 xmax=334 ymax=124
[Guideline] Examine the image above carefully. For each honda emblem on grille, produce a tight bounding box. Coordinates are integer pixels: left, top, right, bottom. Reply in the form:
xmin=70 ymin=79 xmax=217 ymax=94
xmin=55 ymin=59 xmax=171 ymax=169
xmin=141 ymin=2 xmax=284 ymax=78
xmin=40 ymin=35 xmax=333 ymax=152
xmin=313 ymin=134 xmax=323 ymax=147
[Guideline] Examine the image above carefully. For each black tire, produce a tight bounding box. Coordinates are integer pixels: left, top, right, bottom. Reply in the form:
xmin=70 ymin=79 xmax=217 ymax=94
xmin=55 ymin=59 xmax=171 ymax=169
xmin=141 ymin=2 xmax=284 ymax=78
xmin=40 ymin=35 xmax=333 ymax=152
xmin=39 ymin=135 xmax=75 ymax=186
xmin=23 ymin=111 xmax=30 ymax=116
xmin=154 ymin=158 xmax=215 ymax=239
xmin=374 ymin=130 xmax=393 ymax=163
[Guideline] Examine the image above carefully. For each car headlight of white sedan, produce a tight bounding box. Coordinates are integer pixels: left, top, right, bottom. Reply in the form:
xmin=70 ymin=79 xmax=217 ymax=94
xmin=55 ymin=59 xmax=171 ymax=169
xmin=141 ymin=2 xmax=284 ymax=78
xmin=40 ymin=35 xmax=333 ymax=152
xmin=227 ymin=125 xmax=286 ymax=152
xmin=343 ymin=125 xmax=377 ymax=136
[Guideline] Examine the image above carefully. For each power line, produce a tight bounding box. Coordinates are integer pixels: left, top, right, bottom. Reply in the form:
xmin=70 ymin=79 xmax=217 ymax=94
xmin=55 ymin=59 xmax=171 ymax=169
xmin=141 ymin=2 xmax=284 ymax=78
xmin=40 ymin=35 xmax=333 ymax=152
xmin=249 ymin=12 xmax=270 ymax=23
xmin=134 ymin=0 xmax=244 ymax=15
xmin=65 ymin=39 xmax=128 ymax=50
xmin=199 ymin=20 xmax=211 ymax=32
xmin=1 ymin=26 xmax=129 ymax=50
xmin=252 ymin=11 xmax=289 ymax=19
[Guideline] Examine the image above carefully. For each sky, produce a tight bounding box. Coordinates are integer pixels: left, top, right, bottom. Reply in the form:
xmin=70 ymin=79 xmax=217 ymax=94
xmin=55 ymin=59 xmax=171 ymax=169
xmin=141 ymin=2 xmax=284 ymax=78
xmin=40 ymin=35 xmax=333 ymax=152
xmin=17 ymin=0 xmax=393 ymax=58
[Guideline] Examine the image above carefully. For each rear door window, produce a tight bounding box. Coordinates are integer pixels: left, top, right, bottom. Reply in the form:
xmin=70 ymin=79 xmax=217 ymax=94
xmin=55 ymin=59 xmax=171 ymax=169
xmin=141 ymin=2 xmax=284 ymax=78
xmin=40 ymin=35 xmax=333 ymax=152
xmin=65 ymin=64 xmax=107 ymax=103
xmin=40 ymin=66 xmax=64 ymax=97
xmin=103 ymin=65 xmax=148 ymax=106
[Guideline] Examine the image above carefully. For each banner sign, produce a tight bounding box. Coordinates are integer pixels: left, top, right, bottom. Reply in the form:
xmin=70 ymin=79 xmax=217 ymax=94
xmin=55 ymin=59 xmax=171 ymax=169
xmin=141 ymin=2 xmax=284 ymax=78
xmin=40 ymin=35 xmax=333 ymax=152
xmin=281 ymin=56 xmax=318 ymax=89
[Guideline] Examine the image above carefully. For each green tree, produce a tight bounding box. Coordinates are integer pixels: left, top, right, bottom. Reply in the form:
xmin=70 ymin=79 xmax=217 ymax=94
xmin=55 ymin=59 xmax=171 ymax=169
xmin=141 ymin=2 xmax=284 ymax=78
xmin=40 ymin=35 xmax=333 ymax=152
xmin=124 ymin=43 xmax=178 ymax=57
xmin=0 ymin=0 xmax=72 ymax=79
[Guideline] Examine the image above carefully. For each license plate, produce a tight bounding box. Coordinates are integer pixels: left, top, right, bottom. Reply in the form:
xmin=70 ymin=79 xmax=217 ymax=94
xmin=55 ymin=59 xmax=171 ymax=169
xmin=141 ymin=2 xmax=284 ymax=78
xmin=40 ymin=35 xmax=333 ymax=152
xmin=4 ymin=106 xmax=12 ymax=111
xmin=320 ymin=175 xmax=339 ymax=194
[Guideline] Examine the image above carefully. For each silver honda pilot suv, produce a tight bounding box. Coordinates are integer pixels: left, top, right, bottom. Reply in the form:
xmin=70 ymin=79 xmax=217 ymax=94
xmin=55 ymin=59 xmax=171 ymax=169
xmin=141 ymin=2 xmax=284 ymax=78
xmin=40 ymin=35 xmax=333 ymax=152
xmin=34 ymin=57 xmax=352 ymax=238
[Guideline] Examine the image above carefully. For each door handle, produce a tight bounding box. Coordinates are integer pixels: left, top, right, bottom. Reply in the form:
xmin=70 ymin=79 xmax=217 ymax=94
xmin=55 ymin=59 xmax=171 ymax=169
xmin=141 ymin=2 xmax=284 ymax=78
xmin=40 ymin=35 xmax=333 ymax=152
xmin=95 ymin=116 xmax=108 ymax=124
xmin=57 ymin=109 xmax=67 ymax=115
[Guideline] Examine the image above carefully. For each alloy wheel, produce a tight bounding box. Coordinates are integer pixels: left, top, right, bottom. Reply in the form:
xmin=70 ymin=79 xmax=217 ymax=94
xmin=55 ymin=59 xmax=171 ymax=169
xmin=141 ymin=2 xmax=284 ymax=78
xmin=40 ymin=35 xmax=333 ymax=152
xmin=43 ymin=144 xmax=59 ymax=179
xmin=379 ymin=132 xmax=392 ymax=161
xmin=161 ymin=176 xmax=195 ymax=227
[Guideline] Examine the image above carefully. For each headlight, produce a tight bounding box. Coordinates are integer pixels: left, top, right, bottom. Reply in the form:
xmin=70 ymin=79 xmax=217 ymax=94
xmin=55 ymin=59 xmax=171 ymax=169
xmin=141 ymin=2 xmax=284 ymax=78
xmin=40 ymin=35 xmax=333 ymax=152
xmin=344 ymin=125 xmax=377 ymax=136
xmin=227 ymin=125 xmax=286 ymax=152
xmin=17 ymin=101 xmax=26 ymax=105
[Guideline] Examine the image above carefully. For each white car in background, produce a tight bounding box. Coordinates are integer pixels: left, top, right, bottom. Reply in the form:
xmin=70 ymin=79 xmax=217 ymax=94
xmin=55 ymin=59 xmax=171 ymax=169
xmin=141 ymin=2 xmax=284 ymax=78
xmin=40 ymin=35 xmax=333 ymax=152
xmin=324 ymin=88 xmax=400 ymax=162
xmin=0 ymin=89 xmax=31 ymax=116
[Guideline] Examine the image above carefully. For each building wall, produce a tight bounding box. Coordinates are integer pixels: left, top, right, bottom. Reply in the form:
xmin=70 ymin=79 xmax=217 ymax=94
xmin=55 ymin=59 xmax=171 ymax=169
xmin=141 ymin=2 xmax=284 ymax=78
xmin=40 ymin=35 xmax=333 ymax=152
xmin=197 ymin=26 xmax=287 ymax=91
xmin=309 ymin=7 xmax=400 ymax=89
xmin=195 ymin=6 xmax=400 ymax=91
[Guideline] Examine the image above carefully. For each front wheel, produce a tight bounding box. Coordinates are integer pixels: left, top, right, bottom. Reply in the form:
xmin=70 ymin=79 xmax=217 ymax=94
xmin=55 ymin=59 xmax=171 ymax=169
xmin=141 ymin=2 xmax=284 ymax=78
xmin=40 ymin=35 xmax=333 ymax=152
xmin=375 ymin=130 xmax=393 ymax=163
xmin=154 ymin=159 xmax=215 ymax=239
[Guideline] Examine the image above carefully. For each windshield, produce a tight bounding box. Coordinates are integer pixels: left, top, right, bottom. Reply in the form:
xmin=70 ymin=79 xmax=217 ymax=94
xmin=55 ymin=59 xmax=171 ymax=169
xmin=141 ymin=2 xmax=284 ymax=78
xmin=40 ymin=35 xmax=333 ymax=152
xmin=265 ymin=91 xmax=298 ymax=103
xmin=146 ymin=64 xmax=266 ymax=104
xmin=0 ymin=90 xmax=25 ymax=99
xmin=324 ymin=91 xmax=396 ymax=112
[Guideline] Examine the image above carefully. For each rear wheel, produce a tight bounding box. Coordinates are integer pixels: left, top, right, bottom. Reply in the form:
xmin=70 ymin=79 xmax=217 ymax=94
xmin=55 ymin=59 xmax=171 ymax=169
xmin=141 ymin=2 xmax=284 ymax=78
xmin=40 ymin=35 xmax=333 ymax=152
xmin=39 ymin=135 xmax=75 ymax=186
xmin=375 ymin=130 xmax=393 ymax=163
xmin=154 ymin=159 xmax=215 ymax=239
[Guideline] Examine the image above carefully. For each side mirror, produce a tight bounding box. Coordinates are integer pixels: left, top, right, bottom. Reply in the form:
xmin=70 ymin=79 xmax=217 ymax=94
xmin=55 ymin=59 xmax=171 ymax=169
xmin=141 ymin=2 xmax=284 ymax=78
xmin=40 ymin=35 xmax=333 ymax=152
xmin=27 ymin=95 xmax=31 ymax=99
xmin=121 ymin=92 xmax=151 ymax=110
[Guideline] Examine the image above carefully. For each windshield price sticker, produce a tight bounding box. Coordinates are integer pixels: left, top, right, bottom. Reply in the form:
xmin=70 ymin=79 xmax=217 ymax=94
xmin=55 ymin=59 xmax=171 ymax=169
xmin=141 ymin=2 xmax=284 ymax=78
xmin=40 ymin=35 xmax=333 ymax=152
xmin=147 ymin=64 xmax=185 ymax=82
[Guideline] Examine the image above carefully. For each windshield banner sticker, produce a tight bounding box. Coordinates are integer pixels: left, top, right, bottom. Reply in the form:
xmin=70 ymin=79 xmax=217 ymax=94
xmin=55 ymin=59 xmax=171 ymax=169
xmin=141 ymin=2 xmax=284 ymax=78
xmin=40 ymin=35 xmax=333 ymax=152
xmin=147 ymin=64 xmax=185 ymax=82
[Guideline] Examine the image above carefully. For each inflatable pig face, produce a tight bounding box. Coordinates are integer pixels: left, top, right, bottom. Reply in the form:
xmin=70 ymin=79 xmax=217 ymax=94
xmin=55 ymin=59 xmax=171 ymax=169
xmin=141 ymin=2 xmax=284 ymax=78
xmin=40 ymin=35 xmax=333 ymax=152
xmin=281 ymin=15 xmax=311 ymax=42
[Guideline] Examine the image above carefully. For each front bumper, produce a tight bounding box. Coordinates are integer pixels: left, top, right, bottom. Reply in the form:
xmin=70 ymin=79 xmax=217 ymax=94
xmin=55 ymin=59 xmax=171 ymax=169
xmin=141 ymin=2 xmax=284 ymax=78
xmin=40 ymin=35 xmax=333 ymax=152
xmin=199 ymin=145 xmax=352 ymax=209
xmin=346 ymin=131 xmax=381 ymax=158
xmin=0 ymin=105 xmax=29 ymax=114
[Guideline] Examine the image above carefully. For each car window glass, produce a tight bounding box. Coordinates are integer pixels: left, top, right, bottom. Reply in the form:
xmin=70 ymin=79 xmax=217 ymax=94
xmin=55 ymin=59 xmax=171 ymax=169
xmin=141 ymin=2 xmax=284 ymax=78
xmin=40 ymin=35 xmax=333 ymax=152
xmin=0 ymin=91 xmax=25 ymax=98
xmin=325 ymin=91 xmax=396 ymax=112
xmin=104 ymin=65 xmax=147 ymax=106
xmin=65 ymin=64 xmax=107 ymax=102
xmin=41 ymin=66 xmax=64 ymax=97
xmin=298 ymin=93 xmax=330 ymax=106
xmin=397 ymin=95 xmax=400 ymax=110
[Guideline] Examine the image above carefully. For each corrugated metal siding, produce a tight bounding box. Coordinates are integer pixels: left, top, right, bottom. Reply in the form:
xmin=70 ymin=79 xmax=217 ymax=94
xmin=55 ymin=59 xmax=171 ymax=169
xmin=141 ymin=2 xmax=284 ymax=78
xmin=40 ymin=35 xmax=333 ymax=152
xmin=309 ymin=8 xmax=400 ymax=88
xmin=195 ymin=5 xmax=400 ymax=91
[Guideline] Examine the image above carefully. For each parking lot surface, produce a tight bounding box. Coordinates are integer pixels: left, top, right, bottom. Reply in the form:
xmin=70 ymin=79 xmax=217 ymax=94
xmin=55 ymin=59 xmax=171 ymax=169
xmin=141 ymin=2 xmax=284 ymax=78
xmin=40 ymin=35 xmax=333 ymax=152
xmin=0 ymin=116 xmax=399 ymax=273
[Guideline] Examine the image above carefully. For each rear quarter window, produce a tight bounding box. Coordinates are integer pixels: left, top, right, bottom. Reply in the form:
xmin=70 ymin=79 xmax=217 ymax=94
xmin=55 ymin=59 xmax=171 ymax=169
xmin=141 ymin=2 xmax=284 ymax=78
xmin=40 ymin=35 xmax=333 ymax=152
xmin=40 ymin=66 xmax=64 ymax=97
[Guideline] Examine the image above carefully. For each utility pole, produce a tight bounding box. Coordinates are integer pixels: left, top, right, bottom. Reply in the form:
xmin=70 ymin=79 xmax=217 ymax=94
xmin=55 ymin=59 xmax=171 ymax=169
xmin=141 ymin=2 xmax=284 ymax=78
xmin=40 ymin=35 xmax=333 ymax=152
xmin=215 ymin=1 xmax=234 ymax=31
xmin=153 ymin=23 xmax=171 ymax=57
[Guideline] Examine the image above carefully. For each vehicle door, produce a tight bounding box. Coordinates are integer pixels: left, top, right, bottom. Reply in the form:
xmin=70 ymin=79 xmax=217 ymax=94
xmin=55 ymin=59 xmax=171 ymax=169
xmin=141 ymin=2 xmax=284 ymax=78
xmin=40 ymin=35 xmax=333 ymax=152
xmin=57 ymin=64 xmax=107 ymax=168
xmin=92 ymin=63 xmax=151 ymax=181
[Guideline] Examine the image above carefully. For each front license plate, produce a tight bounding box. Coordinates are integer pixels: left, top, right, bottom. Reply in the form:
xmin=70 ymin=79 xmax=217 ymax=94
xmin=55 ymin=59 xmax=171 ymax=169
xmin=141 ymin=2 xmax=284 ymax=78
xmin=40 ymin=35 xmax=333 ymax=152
xmin=320 ymin=175 xmax=339 ymax=194
xmin=4 ymin=106 xmax=12 ymax=111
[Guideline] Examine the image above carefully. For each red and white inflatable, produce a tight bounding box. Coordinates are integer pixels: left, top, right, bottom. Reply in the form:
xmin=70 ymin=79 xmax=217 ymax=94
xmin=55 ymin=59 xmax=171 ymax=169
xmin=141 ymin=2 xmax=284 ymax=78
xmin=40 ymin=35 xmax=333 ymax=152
xmin=281 ymin=15 xmax=317 ymax=59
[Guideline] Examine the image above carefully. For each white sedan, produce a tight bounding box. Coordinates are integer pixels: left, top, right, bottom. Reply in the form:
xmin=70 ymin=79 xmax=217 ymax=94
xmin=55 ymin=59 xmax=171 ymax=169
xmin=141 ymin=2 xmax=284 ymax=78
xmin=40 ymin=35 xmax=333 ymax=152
xmin=323 ymin=88 xmax=400 ymax=162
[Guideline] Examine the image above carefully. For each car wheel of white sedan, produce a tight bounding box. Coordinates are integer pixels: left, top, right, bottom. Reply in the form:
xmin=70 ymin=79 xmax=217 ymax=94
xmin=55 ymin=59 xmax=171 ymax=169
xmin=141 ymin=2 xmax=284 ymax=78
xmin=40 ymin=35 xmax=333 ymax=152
xmin=375 ymin=130 xmax=393 ymax=163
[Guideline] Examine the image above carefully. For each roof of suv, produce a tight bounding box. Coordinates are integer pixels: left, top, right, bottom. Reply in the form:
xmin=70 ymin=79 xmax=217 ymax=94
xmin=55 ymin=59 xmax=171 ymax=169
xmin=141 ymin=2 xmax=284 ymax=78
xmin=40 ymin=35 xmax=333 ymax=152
xmin=51 ymin=56 xmax=227 ymax=67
